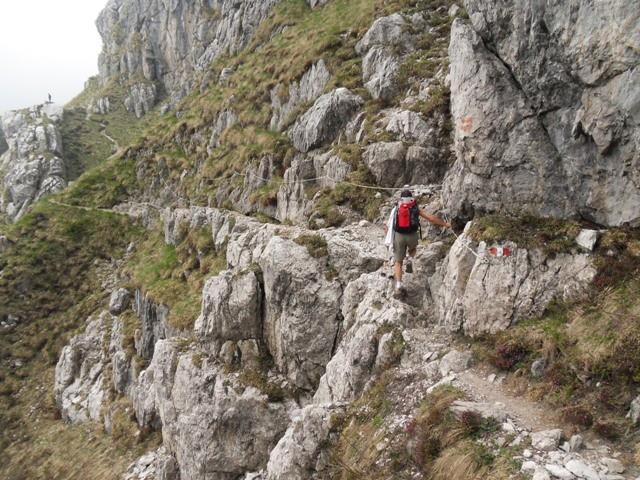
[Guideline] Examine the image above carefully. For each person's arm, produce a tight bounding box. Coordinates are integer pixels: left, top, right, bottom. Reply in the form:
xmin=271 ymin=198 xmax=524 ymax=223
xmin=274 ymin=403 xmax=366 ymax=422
xmin=419 ymin=209 xmax=450 ymax=228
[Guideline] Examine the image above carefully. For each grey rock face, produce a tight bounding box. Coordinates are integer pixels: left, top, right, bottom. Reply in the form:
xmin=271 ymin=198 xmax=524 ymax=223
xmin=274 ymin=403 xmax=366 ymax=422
xmin=444 ymin=2 xmax=640 ymax=226
xmin=55 ymin=312 xmax=111 ymax=423
xmin=266 ymin=405 xmax=342 ymax=480
xmin=270 ymin=60 xmax=331 ymax=131
xmin=124 ymin=82 xmax=157 ymax=118
xmin=355 ymin=13 xmax=415 ymax=101
xmin=88 ymin=96 xmax=111 ymax=115
xmin=431 ymin=224 xmax=596 ymax=335
xmin=275 ymin=149 xmax=355 ymax=224
xmin=0 ymin=104 xmax=66 ymax=221
xmin=531 ymin=429 xmax=563 ymax=451
xmin=258 ymin=236 xmax=342 ymax=390
xmin=96 ymin=0 xmax=280 ymax=107
xmin=109 ymin=288 xmax=132 ymax=315
xmin=363 ymin=142 xmax=407 ymax=188
xmin=194 ymin=269 xmax=262 ymax=343
xmin=289 ymin=88 xmax=363 ymax=152
xmin=133 ymin=289 xmax=174 ymax=360
xmin=123 ymin=446 xmax=178 ymax=480
xmin=363 ymin=139 xmax=446 ymax=188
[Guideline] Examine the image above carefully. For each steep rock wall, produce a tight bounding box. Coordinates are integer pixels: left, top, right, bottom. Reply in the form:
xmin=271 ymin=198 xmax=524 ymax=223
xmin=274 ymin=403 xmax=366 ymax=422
xmin=444 ymin=0 xmax=640 ymax=226
xmin=96 ymin=0 xmax=280 ymax=110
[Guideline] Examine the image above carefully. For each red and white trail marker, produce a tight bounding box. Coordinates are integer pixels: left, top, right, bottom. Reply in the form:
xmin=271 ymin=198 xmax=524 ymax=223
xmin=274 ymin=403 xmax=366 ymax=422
xmin=488 ymin=246 xmax=512 ymax=257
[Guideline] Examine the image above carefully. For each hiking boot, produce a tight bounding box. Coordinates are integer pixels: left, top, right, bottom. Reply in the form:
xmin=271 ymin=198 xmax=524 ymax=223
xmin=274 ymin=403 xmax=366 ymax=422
xmin=405 ymin=260 xmax=413 ymax=274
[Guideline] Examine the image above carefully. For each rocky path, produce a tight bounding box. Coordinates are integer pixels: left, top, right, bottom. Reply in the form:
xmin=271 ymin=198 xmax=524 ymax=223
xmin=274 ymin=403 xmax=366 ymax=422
xmin=47 ymin=199 xmax=161 ymax=218
xmin=458 ymin=368 xmax=557 ymax=431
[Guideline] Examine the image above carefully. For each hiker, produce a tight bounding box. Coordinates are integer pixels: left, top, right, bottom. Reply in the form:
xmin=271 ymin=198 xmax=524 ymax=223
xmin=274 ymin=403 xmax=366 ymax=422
xmin=47 ymin=93 xmax=52 ymax=103
xmin=384 ymin=189 xmax=450 ymax=296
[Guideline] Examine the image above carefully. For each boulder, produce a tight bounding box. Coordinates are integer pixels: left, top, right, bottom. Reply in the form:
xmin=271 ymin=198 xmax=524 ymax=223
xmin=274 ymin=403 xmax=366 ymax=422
xmin=544 ymin=464 xmax=574 ymax=480
xmin=450 ymin=401 xmax=507 ymax=422
xmin=531 ymin=429 xmax=563 ymax=451
xmin=532 ymin=468 xmax=551 ymax=480
xmin=601 ymin=458 xmax=625 ymax=474
xmin=385 ymin=110 xmax=432 ymax=145
xmin=363 ymin=141 xmax=407 ymax=187
xmin=565 ymin=459 xmax=599 ymax=480
xmin=576 ymin=229 xmax=599 ymax=251
xmin=431 ymin=225 xmax=596 ymax=335
xmin=289 ymin=88 xmax=363 ymax=152
xmin=194 ymin=269 xmax=262 ymax=343
xmin=438 ymin=349 xmax=473 ymax=376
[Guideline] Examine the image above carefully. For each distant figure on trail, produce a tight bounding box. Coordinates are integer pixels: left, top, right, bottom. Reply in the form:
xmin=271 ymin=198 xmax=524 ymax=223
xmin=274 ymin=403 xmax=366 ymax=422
xmin=47 ymin=93 xmax=52 ymax=103
xmin=384 ymin=188 xmax=450 ymax=298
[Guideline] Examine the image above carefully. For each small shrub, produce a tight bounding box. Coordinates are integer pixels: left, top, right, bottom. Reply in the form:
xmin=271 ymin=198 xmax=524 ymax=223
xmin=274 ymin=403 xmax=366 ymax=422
xmin=294 ymin=234 xmax=329 ymax=258
xmin=490 ymin=338 xmax=530 ymax=371
xmin=561 ymin=405 xmax=594 ymax=427
xmin=593 ymin=419 xmax=622 ymax=440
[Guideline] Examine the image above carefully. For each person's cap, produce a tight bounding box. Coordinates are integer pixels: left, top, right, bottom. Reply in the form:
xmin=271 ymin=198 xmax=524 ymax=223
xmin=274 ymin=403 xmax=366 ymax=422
xmin=400 ymin=189 xmax=413 ymax=198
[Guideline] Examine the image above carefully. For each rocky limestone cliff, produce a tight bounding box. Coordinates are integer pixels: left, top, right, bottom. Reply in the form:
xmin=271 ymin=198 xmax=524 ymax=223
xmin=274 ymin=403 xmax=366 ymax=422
xmin=4 ymin=0 xmax=640 ymax=479
xmin=96 ymin=0 xmax=280 ymax=113
xmin=54 ymin=200 xmax=616 ymax=479
xmin=444 ymin=0 xmax=640 ymax=227
xmin=0 ymin=103 xmax=66 ymax=220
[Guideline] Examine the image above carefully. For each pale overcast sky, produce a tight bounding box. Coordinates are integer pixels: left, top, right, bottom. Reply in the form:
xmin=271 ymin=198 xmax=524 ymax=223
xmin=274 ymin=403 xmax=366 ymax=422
xmin=0 ymin=0 xmax=108 ymax=114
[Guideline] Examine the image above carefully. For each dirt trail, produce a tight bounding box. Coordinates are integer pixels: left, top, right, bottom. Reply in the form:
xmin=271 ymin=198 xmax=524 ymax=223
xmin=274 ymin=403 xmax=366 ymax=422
xmin=458 ymin=367 xmax=557 ymax=431
xmin=98 ymin=122 xmax=122 ymax=159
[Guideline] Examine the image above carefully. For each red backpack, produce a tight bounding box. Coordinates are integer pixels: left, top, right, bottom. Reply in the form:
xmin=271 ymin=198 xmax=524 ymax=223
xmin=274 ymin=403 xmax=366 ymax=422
xmin=394 ymin=199 xmax=420 ymax=233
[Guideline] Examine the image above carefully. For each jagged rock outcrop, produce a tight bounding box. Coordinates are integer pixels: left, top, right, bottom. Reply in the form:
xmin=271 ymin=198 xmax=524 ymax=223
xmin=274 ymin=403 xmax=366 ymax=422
xmin=355 ymin=13 xmax=416 ymax=101
xmin=207 ymin=109 xmax=238 ymax=153
xmin=135 ymin=341 xmax=290 ymax=480
xmin=266 ymin=404 xmax=342 ymax=480
xmin=88 ymin=96 xmax=111 ymax=115
xmin=133 ymin=289 xmax=175 ymax=360
xmin=289 ymin=88 xmax=363 ymax=153
xmin=0 ymin=103 xmax=66 ymax=220
xmin=430 ymin=223 xmax=597 ymax=336
xmin=124 ymin=82 xmax=157 ymax=118
xmin=258 ymin=236 xmax=342 ymax=390
xmin=55 ymin=311 xmax=111 ymax=423
xmin=444 ymin=2 xmax=640 ymax=226
xmin=96 ymin=0 xmax=280 ymax=108
xmin=270 ymin=60 xmax=332 ymax=132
